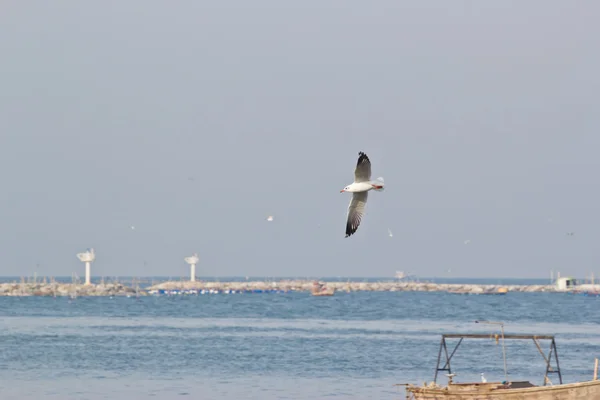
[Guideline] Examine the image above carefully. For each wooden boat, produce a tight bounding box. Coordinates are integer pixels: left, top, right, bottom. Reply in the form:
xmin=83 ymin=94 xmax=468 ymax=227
xmin=405 ymin=379 xmax=600 ymax=399
xmin=479 ymin=287 xmax=509 ymax=295
xmin=312 ymin=288 xmax=334 ymax=296
xmin=401 ymin=333 xmax=600 ymax=399
xmin=311 ymin=281 xmax=335 ymax=296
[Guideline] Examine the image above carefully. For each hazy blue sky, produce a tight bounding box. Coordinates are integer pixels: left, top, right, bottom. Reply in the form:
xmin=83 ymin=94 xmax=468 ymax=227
xmin=1 ymin=1 xmax=599 ymax=279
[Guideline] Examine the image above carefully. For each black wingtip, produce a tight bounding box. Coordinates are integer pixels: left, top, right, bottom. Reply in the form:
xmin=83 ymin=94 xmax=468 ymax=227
xmin=356 ymin=151 xmax=370 ymax=168
xmin=345 ymin=221 xmax=357 ymax=238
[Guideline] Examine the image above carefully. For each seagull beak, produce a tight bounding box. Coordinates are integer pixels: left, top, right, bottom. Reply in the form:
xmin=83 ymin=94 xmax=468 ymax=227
xmin=340 ymin=189 xmax=345 ymax=193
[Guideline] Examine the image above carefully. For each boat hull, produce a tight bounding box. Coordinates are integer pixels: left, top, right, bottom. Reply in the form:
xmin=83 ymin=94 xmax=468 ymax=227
xmin=312 ymin=290 xmax=334 ymax=296
xmin=406 ymin=380 xmax=600 ymax=400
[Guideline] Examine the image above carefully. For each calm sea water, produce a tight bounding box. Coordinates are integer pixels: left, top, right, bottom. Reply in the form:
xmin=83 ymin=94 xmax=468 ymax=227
xmin=1 ymin=285 xmax=599 ymax=399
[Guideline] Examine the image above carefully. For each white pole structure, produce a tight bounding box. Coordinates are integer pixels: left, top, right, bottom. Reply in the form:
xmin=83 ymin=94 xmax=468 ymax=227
xmin=76 ymin=248 xmax=96 ymax=285
xmin=184 ymin=253 xmax=199 ymax=282
xmin=85 ymin=262 xmax=91 ymax=285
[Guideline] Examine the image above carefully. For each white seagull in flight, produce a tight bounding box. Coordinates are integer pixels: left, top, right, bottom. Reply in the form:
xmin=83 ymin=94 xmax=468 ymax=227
xmin=340 ymin=151 xmax=385 ymax=237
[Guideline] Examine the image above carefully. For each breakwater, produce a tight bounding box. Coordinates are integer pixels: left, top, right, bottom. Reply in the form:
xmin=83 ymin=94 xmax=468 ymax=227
xmin=145 ymin=280 xmax=557 ymax=294
xmin=0 ymin=279 xmax=562 ymax=297
xmin=0 ymin=282 xmax=141 ymax=297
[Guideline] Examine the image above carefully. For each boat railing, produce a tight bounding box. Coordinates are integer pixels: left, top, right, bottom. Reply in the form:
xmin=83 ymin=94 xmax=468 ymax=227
xmin=433 ymin=333 xmax=563 ymax=386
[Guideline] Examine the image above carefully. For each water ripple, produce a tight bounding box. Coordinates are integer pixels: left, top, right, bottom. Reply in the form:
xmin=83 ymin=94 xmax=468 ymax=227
xmin=0 ymin=292 xmax=599 ymax=399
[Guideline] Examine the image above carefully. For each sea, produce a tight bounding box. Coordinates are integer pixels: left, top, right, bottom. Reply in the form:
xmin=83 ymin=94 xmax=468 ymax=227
xmin=1 ymin=277 xmax=599 ymax=400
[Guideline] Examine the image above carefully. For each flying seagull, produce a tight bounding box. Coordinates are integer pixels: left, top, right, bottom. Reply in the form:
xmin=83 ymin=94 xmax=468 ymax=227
xmin=340 ymin=151 xmax=385 ymax=237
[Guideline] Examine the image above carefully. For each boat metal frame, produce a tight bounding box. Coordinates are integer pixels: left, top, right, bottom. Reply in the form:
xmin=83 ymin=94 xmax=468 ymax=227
xmin=433 ymin=334 xmax=563 ymax=386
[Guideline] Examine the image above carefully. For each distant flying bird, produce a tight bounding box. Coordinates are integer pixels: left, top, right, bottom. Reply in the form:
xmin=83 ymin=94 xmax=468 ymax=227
xmin=566 ymin=232 xmax=574 ymax=236
xmin=388 ymin=228 xmax=393 ymax=237
xmin=340 ymin=151 xmax=385 ymax=238
xmin=481 ymin=373 xmax=487 ymax=383
xmin=266 ymin=216 xmax=274 ymax=222
xmin=130 ymin=225 xmax=135 ymax=230
xmin=464 ymin=239 xmax=471 ymax=245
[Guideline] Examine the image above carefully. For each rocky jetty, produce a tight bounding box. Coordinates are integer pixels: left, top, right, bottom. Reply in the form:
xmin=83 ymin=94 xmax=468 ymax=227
xmin=0 ymin=279 xmax=559 ymax=297
xmin=0 ymin=282 xmax=143 ymax=297
xmin=146 ymin=280 xmax=557 ymax=294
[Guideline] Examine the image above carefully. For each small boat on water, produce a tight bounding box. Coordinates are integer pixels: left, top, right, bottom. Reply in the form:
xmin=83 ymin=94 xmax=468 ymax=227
xmin=311 ymin=281 xmax=335 ymax=296
xmin=400 ymin=332 xmax=600 ymax=399
xmin=312 ymin=289 xmax=334 ymax=296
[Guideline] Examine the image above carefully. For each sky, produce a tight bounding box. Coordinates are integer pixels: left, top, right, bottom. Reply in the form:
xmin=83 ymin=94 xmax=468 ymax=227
xmin=1 ymin=1 xmax=599 ymax=279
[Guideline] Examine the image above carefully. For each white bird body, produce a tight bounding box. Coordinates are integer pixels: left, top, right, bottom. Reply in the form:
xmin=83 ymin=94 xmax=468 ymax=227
xmin=340 ymin=151 xmax=385 ymax=237
xmin=341 ymin=181 xmax=378 ymax=193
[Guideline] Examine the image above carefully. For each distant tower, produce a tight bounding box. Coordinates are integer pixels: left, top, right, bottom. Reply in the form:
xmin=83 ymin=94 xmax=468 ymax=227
xmin=76 ymin=248 xmax=96 ymax=285
xmin=185 ymin=253 xmax=199 ymax=282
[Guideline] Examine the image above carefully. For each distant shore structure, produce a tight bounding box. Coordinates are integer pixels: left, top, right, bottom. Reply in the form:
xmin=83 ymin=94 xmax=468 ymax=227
xmin=76 ymin=248 xmax=96 ymax=285
xmin=184 ymin=253 xmax=199 ymax=282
